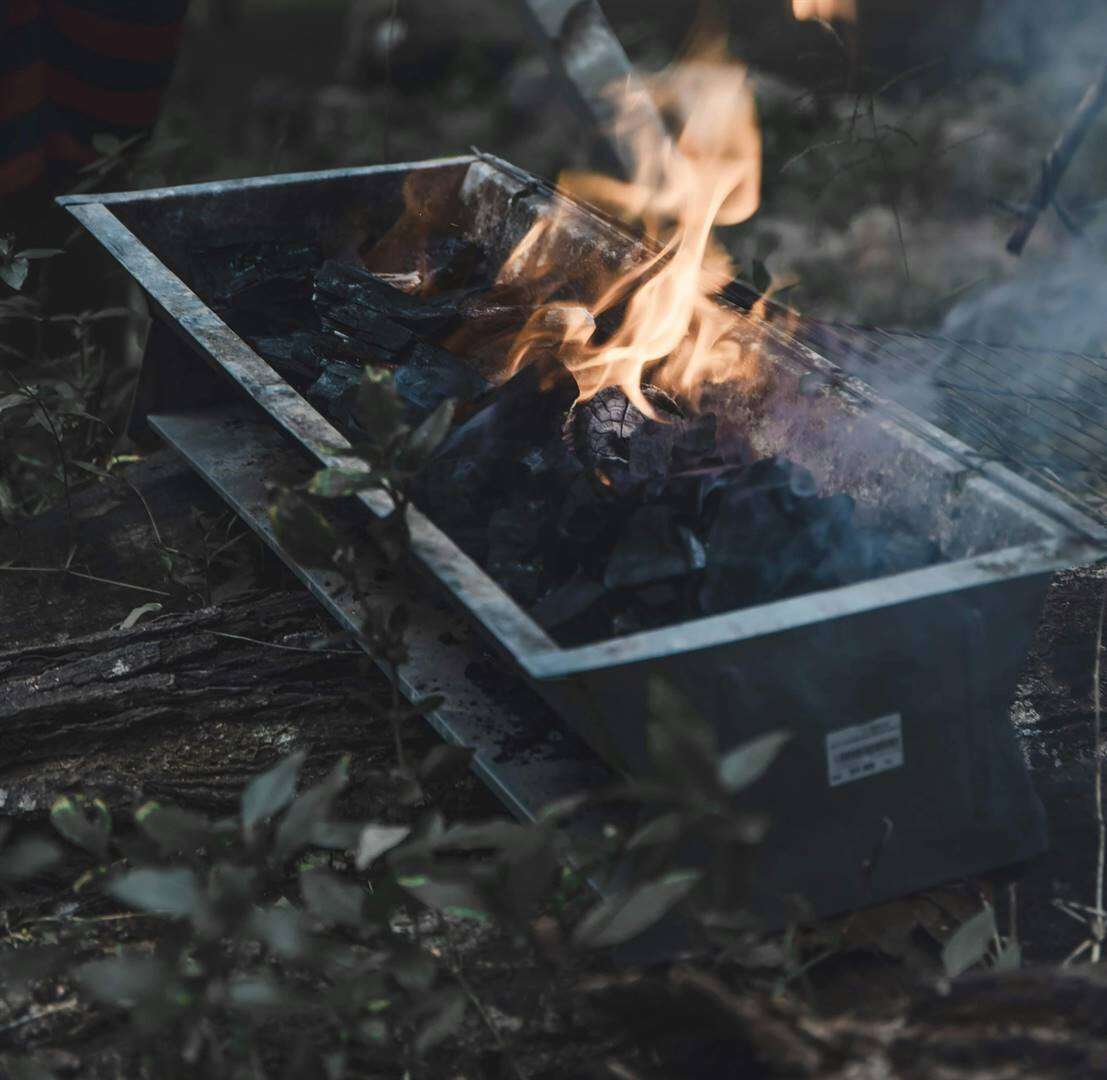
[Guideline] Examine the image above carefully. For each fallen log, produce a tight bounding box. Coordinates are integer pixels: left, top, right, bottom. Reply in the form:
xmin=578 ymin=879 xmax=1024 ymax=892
xmin=0 ymin=451 xmax=492 ymax=821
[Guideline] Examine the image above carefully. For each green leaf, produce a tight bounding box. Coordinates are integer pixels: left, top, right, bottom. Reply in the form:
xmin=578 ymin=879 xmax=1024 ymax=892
xmin=119 ymin=602 xmax=163 ymax=630
xmin=717 ymin=731 xmax=791 ymax=793
xmin=300 ymin=868 xmax=365 ymax=927
xmin=0 ymin=944 xmax=74 ymax=989
xmin=994 ymin=940 xmax=1022 ymax=972
xmin=241 ymin=750 xmax=305 ymax=832
xmin=0 ymin=259 xmax=29 ymax=291
xmin=389 ymin=943 xmax=436 ymax=992
xmin=413 ymin=987 xmax=467 ymax=1057
xmin=50 ymin=795 xmax=111 ymax=858
xmin=77 ymin=954 xmax=171 ymax=1007
xmin=274 ymin=757 xmax=349 ymax=861
xmin=0 ymin=838 xmax=60 ymax=881
xmin=645 ymin=677 xmax=720 ymax=794
xmin=109 ymin=867 xmax=200 ymax=917
xmin=91 ymin=133 xmax=123 ymax=157
xmin=135 ymin=802 xmax=211 ymax=855
xmin=13 ymin=249 xmax=64 ymax=261
xmin=3 ymin=1058 xmax=60 ymax=1080
xmin=398 ymin=873 xmax=489 ymax=921
xmin=941 ymin=904 xmax=997 ymax=978
xmin=227 ymin=976 xmax=301 ymax=1012
xmin=399 ymin=398 xmax=456 ymax=470
xmin=627 ymin=812 xmax=684 ymax=851
xmin=248 ymin=905 xmax=308 ymax=961
xmin=352 ymin=367 xmax=407 ymax=446
xmin=307 ymin=466 xmax=374 ymax=499
xmin=572 ymin=870 xmax=700 ymax=948
xmin=311 ymin=820 xmax=363 ymax=850
xmin=355 ymin=823 xmax=411 ymax=870
xmin=268 ymin=490 xmax=339 ymax=568
xmin=416 ymin=744 xmax=473 ymax=783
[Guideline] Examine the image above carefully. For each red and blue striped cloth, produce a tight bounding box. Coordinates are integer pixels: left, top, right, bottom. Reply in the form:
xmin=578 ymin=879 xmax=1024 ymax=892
xmin=0 ymin=0 xmax=189 ymax=196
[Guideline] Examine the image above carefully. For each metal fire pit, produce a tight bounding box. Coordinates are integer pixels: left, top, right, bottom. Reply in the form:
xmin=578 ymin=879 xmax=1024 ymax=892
xmin=60 ymin=154 xmax=1107 ymax=920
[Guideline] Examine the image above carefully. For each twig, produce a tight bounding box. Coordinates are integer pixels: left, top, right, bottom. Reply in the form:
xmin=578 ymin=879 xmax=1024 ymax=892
xmin=209 ymin=630 xmax=358 ymax=656
xmin=0 ymin=564 xmax=171 ymax=597
xmin=1007 ymin=59 xmax=1107 ymax=255
xmin=0 ymin=997 xmax=79 ymax=1035
xmin=1092 ymin=577 xmax=1106 ymax=961
xmin=868 ymin=96 xmax=909 ymax=282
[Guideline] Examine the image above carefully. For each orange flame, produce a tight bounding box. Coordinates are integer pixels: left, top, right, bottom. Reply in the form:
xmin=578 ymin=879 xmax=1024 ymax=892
xmin=792 ymin=0 xmax=857 ymax=23
xmin=498 ymin=39 xmax=763 ymax=415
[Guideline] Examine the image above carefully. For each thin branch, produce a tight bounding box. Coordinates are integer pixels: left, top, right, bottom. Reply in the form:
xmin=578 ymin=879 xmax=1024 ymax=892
xmin=209 ymin=630 xmax=357 ymax=656
xmin=1092 ymin=577 xmax=1106 ymax=960
xmin=1008 ymin=59 xmax=1107 ymax=255
xmin=0 ymin=564 xmax=171 ymax=597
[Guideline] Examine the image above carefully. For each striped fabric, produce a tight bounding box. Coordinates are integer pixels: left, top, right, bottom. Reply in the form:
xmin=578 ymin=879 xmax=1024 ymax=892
xmin=0 ymin=0 xmax=189 ymax=196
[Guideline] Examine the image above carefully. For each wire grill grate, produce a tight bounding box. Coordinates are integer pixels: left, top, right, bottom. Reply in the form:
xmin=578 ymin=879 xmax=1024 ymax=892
xmin=797 ymin=320 xmax=1107 ymax=525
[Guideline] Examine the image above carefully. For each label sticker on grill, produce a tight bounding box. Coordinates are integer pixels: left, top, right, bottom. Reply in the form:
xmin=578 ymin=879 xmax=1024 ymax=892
xmin=826 ymin=714 xmax=903 ymax=787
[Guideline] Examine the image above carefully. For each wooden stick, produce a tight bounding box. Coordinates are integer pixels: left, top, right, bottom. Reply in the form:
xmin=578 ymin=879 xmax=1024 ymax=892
xmin=1007 ymin=59 xmax=1107 ymax=255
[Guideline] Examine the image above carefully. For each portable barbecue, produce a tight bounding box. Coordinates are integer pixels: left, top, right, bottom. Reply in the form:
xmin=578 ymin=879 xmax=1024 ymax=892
xmin=60 ymin=151 xmax=1107 ymax=921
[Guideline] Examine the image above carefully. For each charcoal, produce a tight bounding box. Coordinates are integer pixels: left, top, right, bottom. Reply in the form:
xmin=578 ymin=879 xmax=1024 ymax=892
xmin=314 ymin=260 xmax=478 ymax=337
xmin=569 ymin=385 xmax=682 ymax=471
xmin=218 ymin=275 xmax=317 ymax=338
xmin=531 ymin=573 xmax=607 ymax=630
xmin=604 ymin=506 xmax=702 ymax=589
xmin=422 ymin=235 xmax=486 ymax=291
xmin=394 ymin=342 xmax=492 ymax=418
xmin=319 ymin=304 xmax=416 ymax=357
xmin=429 ymin=355 xmax=579 ymax=469
xmin=191 ymin=238 xmax=321 ymax=306
xmin=487 ymin=504 xmax=545 ymax=566
xmin=192 ymin=237 xmax=946 ymax=650
xmin=248 ymin=335 xmax=320 ymax=383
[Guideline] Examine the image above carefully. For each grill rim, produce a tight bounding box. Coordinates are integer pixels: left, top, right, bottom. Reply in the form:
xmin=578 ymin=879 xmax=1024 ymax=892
xmin=59 ymin=154 xmax=1107 ymax=682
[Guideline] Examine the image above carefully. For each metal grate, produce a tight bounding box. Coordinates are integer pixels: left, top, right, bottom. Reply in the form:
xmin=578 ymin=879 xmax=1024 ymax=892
xmin=798 ymin=319 xmax=1107 ymax=526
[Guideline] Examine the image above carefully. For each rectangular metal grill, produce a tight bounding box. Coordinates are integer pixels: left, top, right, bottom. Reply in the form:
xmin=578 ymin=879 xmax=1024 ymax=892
xmin=59 ymin=153 xmax=1107 ymax=923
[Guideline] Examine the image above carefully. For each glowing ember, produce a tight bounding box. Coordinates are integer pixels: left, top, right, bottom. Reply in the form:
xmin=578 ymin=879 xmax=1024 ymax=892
xmin=498 ymin=38 xmax=764 ymax=415
xmin=792 ymin=0 xmax=857 ymax=23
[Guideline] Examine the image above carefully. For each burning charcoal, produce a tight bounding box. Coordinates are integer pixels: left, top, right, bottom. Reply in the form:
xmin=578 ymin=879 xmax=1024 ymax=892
xmin=604 ymin=506 xmax=703 ymax=589
xmin=570 ymin=386 xmax=679 ymax=469
xmin=627 ymin=421 xmax=679 ymax=486
xmin=672 ymin=412 xmax=721 ymax=466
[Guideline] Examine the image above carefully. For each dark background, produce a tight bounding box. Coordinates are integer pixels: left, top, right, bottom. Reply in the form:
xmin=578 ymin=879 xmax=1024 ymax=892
xmin=126 ymin=0 xmax=1107 ymax=334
